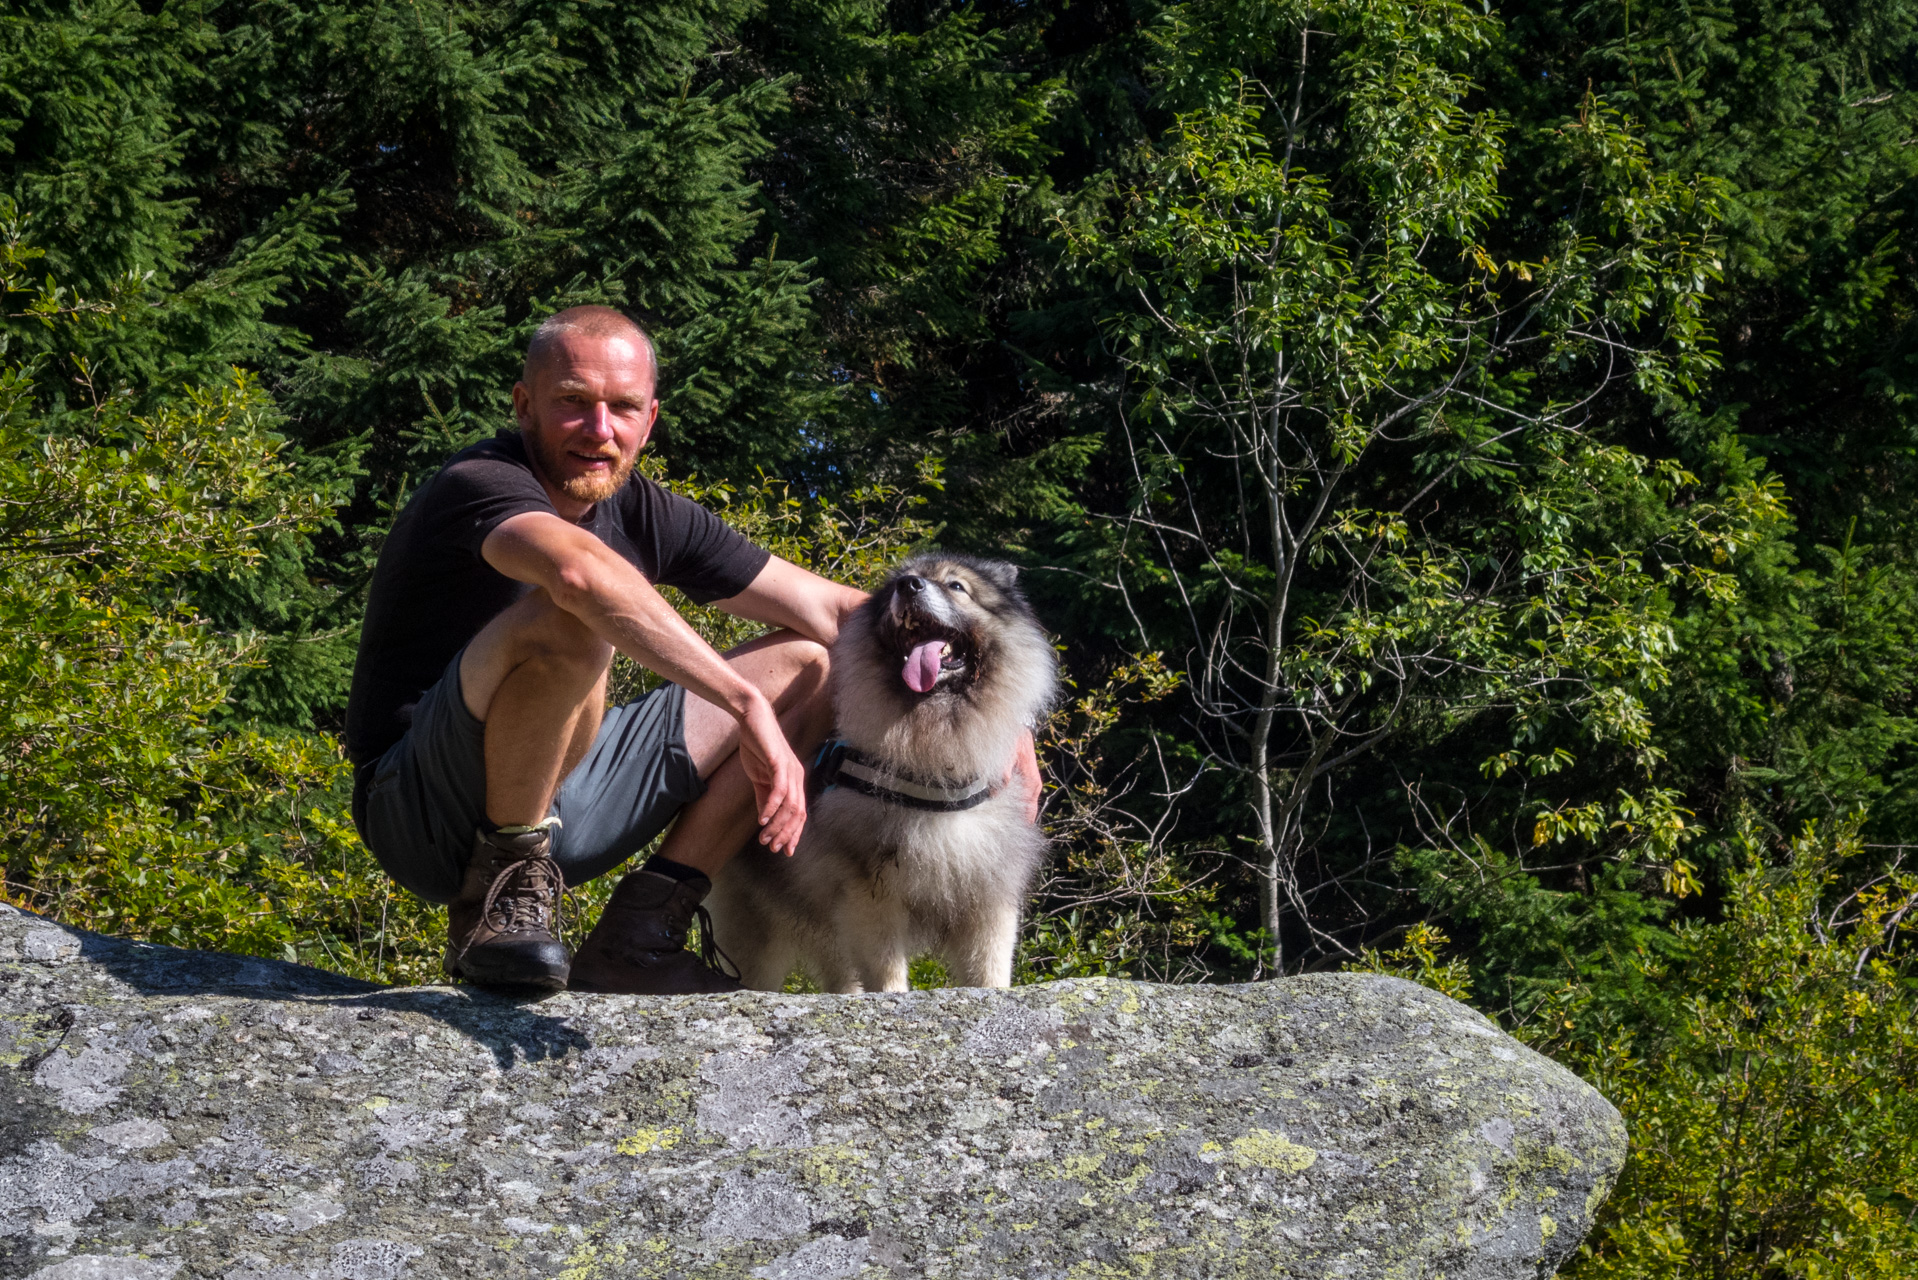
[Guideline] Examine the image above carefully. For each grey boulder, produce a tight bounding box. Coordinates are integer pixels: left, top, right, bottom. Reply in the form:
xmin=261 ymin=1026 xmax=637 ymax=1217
xmin=0 ymin=904 xmax=1623 ymax=1278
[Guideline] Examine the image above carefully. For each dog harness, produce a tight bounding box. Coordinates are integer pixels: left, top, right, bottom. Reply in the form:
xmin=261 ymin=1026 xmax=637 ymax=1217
xmin=811 ymin=740 xmax=995 ymax=812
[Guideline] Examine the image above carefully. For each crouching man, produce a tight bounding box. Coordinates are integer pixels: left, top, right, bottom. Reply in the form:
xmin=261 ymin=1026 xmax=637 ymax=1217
xmin=345 ymin=305 xmax=863 ymax=994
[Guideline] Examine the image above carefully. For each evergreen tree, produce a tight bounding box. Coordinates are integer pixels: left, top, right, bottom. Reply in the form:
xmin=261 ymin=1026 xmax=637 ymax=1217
xmin=2 ymin=0 xmax=846 ymax=729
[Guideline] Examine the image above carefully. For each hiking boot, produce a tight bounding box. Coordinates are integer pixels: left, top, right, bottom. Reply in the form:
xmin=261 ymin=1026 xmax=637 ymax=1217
xmin=444 ymin=822 xmax=571 ymax=993
xmin=568 ymin=868 xmax=741 ymax=995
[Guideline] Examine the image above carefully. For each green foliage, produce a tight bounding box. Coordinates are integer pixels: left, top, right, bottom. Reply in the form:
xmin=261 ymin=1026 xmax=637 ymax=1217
xmin=1349 ymin=822 xmax=1918 ymax=1277
xmin=1054 ymin=0 xmax=1769 ymax=971
xmin=1348 ymin=922 xmax=1475 ymax=1002
xmin=0 ymin=0 xmax=854 ymax=735
xmin=1535 ymin=821 xmax=1918 ymax=1279
xmin=25 ymin=735 xmax=447 ymax=986
xmin=0 ymin=213 xmax=442 ymax=977
xmin=1018 ymin=652 xmax=1227 ymax=983
xmin=1481 ymin=0 xmax=1918 ymax=876
xmin=0 ymin=211 xmax=312 ymax=842
xmin=1495 ymin=0 xmax=1918 ymax=537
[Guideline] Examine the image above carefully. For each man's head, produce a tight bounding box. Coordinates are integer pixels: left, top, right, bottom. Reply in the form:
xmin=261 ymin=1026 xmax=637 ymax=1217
xmin=513 ymin=306 xmax=660 ymax=511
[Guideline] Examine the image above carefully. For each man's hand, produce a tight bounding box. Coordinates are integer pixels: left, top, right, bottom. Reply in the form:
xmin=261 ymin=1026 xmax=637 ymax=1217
xmin=1000 ymin=727 xmax=1044 ymax=824
xmin=738 ymin=694 xmax=807 ymax=854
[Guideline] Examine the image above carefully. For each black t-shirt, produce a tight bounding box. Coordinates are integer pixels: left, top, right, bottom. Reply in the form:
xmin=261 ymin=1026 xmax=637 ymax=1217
xmin=344 ymin=431 xmax=770 ymax=766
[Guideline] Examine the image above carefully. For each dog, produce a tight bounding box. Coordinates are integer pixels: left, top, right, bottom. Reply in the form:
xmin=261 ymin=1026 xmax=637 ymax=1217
xmin=706 ymin=553 xmax=1058 ymax=992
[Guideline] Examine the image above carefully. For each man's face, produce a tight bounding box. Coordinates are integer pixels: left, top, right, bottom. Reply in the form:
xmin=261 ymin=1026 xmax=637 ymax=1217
xmin=512 ymin=333 xmax=659 ymax=511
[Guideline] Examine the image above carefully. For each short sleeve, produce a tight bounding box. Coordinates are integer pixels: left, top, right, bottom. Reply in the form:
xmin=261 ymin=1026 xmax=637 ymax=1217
xmin=627 ymin=480 xmax=772 ymax=604
xmin=429 ymin=448 xmax=558 ymax=558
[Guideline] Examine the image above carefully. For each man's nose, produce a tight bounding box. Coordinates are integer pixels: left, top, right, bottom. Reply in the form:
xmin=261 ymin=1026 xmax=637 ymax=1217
xmin=582 ymin=401 xmax=613 ymax=438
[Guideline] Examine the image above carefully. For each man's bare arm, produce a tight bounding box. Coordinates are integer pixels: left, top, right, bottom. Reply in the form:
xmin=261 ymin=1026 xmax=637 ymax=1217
xmin=712 ymin=555 xmax=868 ymax=648
xmin=481 ymin=510 xmax=807 ymax=853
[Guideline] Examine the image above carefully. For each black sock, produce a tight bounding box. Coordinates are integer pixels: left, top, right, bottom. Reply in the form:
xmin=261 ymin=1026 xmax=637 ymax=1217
xmin=642 ymin=854 xmax=706 ymax=883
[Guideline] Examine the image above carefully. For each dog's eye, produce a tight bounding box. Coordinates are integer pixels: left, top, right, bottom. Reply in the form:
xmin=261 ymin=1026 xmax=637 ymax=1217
xmin=947 ymin=579 xmax=968 ymax=593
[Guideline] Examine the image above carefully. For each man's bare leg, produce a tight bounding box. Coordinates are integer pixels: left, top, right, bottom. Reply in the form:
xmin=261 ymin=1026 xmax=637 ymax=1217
xmin=459 ymin=589 xmax=614 ymax=828
xmin=660 ymin=630 xmax=834 ymax=877
xmin=567 ymin=629 xmax=830 ymax=995
xmin=437 ymin=588 xmax=610 ymax=990
xmin=461 ymin=594 xmax=830 ymax=851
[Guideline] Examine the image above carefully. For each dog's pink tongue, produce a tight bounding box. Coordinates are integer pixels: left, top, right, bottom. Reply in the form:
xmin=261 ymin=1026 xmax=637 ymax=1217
xmin=903 ymin=640 xmax=943 ymax=693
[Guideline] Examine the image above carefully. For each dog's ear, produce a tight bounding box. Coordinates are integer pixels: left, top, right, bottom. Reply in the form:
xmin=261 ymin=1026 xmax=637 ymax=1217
xmin=978 ymin=560 xmax=1021 ymax=591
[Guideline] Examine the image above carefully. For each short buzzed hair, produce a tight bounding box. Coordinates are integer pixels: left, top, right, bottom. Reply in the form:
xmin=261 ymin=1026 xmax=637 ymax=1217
xmin=522 ymin=305 xmax=658 ymax=393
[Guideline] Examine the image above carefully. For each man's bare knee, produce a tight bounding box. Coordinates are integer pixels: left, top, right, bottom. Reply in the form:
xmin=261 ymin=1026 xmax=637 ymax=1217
xmin=463 ymin=589 xmax=610 ymax=721
xmin=791 ymin=635 xmax=830 ymax=683
xmin=771 ymin=636 xmax=830 ymax=712
xmin=511 ymin=593 xmax=611 ymax=675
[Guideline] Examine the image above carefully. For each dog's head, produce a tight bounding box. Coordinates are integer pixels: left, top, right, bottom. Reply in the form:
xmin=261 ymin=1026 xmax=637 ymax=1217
xmin=871 ymin=554 xmax=1032 ymax=699
xmin=832 ymin=553 xmax=1056 ymax=772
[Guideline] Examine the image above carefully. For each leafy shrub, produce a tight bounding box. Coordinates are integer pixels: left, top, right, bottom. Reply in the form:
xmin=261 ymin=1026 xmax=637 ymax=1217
xmin=1364 ymin=820 xmax=1918 ymax=1278
xmin=1544 ymin=822 xmax=1918 ymax=1279
xmin=0 ymin=214 xmax=399 ymax=967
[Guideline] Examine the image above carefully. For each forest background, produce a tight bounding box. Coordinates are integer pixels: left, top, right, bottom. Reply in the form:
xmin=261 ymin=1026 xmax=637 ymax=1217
xmin=3 ymin=0 xmax=1917 ymax=1272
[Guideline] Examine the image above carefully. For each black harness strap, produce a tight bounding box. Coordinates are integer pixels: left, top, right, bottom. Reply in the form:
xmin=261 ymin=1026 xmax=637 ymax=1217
xmin=811 ymin=740 xmax=994 ymax=812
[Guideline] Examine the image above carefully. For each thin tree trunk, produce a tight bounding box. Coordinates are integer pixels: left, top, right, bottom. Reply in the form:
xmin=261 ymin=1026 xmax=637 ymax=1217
xmin=1251 ymin=700 xmax=1280 ymax=977
xmin=1252 ymin=469 xmax=1289 ymax=976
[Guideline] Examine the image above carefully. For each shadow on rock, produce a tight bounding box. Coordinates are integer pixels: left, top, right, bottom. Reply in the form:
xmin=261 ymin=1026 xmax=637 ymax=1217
xmin=11 ymin=906 xmax=594 ymax=1072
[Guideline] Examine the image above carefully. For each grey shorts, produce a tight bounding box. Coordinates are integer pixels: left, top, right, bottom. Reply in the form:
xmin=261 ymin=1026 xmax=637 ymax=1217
xmin=355 ymin=651 xmax=707 ymax=904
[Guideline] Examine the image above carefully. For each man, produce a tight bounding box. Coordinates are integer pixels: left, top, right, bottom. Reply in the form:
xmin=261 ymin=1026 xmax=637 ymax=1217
xmin=346 ymin=306 xmax=1037 ymax=995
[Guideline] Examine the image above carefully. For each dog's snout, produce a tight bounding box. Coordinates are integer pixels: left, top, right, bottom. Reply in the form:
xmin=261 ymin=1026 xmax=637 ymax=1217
xmin=898 ymin=575 xmax=927 ymax=595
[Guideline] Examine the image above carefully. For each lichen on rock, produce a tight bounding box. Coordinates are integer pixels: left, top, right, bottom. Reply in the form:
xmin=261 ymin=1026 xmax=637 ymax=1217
xmin=0 ymin=904 xmax=1624 ymax=1278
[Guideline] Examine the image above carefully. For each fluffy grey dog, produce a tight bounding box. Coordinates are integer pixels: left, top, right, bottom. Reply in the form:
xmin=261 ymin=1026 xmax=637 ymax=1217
xmin=707 ymin=553 xmax=1057 ymax=991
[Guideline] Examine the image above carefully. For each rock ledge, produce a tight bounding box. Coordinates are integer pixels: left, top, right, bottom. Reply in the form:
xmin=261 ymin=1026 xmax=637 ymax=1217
xmin=0 ymin=905 xmax=1623 ymax=1278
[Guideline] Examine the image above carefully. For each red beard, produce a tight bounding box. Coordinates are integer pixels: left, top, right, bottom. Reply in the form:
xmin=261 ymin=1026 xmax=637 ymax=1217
xmin=524 ymin=424 xmax=635 ymax=506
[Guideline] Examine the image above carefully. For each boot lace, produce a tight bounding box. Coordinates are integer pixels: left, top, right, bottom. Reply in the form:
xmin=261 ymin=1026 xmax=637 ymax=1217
xmin=693 ymin=903 xmax=742 ymax=980
xmin=480 ymin=854 xmax=567 ymax=935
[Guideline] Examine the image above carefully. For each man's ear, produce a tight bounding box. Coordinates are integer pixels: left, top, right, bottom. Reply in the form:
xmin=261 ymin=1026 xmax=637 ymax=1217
xmin=511 ymin=381 xmax=533 ymax=430
xmin=634 ymin=397 xmax=661 ymax=451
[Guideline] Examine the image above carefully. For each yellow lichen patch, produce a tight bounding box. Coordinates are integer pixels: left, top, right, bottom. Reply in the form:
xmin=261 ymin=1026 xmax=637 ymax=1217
xmin=1114 ymin=1157 xmax=1153 ymax=1197
xmin=557 ymin=1241 xmax=634 ymax=1280
xmin=1062 ymin=1151 xmax=1109 ymax=1179
xmin=800 ymin=1141 xmax=863 ymax=1188
xmin=362 ymin=1096 xmax=390 ymax=1111
xmin=615 ymin=1125 xmax=681 ymax=1157
xmin=554 ymin=1244 xmax=599 ymax=1280
xmin=1585 ymin=1176 xmax=1609 ymax=1220
xmin=1066 ymin=1257 xmax=1149 ymax=1278
xmin=1231 ymin=1128 xmax=1318 ymax=1174
xmin=1540 ymin=1213 xmax=1557 ymax=1240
